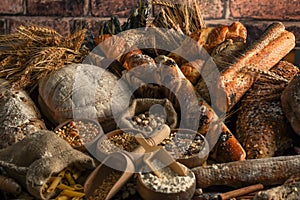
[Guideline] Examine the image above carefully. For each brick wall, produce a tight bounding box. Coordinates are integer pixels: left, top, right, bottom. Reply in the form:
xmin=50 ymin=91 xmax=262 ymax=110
xmin=0 ymin=0 xmax=299 ymax=47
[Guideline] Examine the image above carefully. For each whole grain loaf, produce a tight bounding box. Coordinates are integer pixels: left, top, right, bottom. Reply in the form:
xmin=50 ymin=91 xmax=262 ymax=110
xmin=236 ymin=61 xmax=299 ymax=159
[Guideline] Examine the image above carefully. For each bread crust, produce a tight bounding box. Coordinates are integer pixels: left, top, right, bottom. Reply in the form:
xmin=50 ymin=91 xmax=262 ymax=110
xmin=236 ymin=61 xmax=299 ymax=159
xmin=281 ymin=71 xmax=300 ymax=136
xmin=213 ymin=23 xmax=295 ymax=112
xmin=180 ymin=59 xmax=205 ymax=85
xmin=155 ymin=56 xmax=246 ymax=162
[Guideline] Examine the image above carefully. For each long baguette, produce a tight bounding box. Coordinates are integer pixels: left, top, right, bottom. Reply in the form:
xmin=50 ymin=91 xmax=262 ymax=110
xmin=211 ymin=22 xmax=295 ymax=112
xmin=155 ymin=55 xmax=246 ymax=163
xmin=192 ymin=155 xmax=300 ymax=188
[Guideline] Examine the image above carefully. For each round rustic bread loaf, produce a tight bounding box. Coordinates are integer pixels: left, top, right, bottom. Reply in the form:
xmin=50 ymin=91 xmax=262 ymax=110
xmin=281 ymin=72 xmax=300 ymax=136
xmin=38 ymin=64 xmax=131 ymax=127
xmin=0 ymin=79 xmax=45 ymax=149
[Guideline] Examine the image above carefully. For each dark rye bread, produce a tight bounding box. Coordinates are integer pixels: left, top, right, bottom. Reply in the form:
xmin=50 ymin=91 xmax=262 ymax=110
xmin=281 ymin=71 xmax=300 ymax=136
xmin=236 ymin=61 xmax=299 ymax=159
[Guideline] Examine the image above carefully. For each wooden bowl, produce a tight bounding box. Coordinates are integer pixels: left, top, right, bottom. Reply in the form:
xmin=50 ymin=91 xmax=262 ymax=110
xmin=96 ymin=125 xmax=171 ymax=162
xmin=97 ymin=128 xmax=209 ymax=168
xmin=136 ymin=163 xmax=196 ymax=200
xmin=164 ymin=129 xmax=209 ymax=168
xmin=95 ymin=128 xmax=140 ymax=161
xmin=54 ymin=118 xmax=103 ymax=152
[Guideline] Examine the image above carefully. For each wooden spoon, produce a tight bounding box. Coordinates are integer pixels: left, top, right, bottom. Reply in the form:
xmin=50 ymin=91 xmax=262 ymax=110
xmin=84 ymin=124 xmax=171 ymax=199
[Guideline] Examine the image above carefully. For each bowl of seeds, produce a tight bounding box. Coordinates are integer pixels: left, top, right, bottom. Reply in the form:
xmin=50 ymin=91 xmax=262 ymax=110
xmin=160 ymin=129 xmax=209 ymax=168
xmin=136 ymin=160 xmax=196 ymax=200
xmin=96 ymin=129 xmax=141 ymax=161
xmin=96 ymin=125 xmax=171 ymax=162
xmin=54 ymin=118 xmax=103 ymax=151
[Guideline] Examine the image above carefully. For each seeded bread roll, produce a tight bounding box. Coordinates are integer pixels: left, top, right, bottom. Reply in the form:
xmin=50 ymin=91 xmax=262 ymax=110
xmin=122 ymin=54 xmax=157 ymax=73
xmin=236 ymin=61 xmax=299 ymax=159
xmin=189 ymin=27 xmax=215 ymax=52
xmin=120 ymin=48 xmax=143 ymax=69
xmin=190 ymin=21 xmax=247 ymax=54
xmin=281 ymin=71 xmax=300 ymax=136
xmin=168 ymin=22 xmax=247 ymax=68
xmin=206 ymin=25 xmax=229 ymax=53
xmin=226 ymin=21 xmax=247 ymax=43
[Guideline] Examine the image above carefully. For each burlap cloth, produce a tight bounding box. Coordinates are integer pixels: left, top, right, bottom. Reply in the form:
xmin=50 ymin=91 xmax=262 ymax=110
xmin=0 ymin=130 xmax=96 ymax=200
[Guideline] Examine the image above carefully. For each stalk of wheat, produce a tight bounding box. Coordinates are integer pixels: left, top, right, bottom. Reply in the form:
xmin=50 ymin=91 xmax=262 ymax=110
xmin=0 ymin=25 xmax=88 ymax=90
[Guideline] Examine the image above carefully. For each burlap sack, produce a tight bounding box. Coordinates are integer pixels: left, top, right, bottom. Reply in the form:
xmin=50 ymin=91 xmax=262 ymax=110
xmin=0 ymin=130 xmax=96 ymax=200
xmin=0 ymin=79 xmax=46 ymax=149
xmin=117 ymin=98 xmax=178 ymax=130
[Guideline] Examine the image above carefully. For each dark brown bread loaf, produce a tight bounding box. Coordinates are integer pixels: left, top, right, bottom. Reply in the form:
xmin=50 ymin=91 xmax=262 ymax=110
xmin=281 ymin=71 xmax=300 ymax=136
xmin=236 ymin=61 xmax=299 ymax=159
xmin=122 ymin=54 xmax=157 ymax=82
